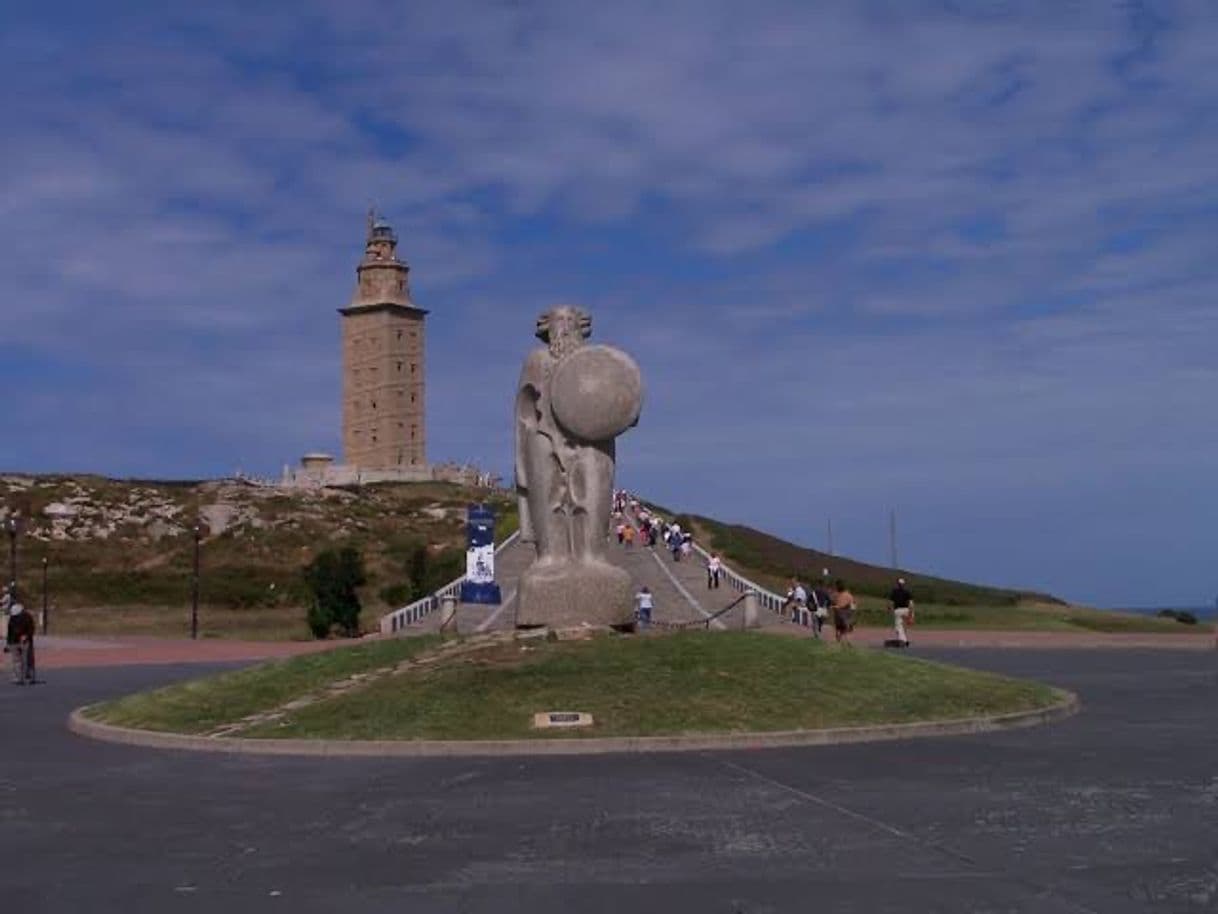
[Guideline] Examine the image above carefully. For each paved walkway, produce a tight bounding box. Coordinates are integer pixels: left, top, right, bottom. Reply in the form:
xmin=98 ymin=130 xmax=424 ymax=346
xmin=30 ymin=624 xmax=1212 ymax=673
xmin=762 ymin=624 xmax=1216 ymax=650
xmin=30 ymin=635 xmax=342 ymax=670
xmin=4 ymin=648 xmax=1216 ymax=912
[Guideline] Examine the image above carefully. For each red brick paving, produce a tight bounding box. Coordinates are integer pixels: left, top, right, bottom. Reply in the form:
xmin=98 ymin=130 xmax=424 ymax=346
xmin=765 ymin=623 xmax=1216 ymax=650
xmin=28 ymin=625 xmax=1215 ymax=670
xmin=33 ymin=635 xmax=359 ymax=669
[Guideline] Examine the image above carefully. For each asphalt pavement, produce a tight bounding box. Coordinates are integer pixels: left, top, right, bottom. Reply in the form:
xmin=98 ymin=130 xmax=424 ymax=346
xmin=1 ymin=648 xmax=1215 ymax=913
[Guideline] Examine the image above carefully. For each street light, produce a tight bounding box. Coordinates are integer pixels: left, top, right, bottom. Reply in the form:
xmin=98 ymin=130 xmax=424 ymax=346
xmin=41 ymin=556 xmax=49 ymax=635
xmin=6 ymin=514 xmax=19 ymax=595
xmin=191 ymin=524 xmax=201 ymax=640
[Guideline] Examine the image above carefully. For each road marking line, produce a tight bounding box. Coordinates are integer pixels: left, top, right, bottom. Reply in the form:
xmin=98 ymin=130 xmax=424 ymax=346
xmin=715 ymin=757 xmax=913 ymax=839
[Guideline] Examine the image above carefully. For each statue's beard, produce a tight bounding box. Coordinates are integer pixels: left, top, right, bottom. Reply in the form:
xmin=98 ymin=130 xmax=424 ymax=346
xmin=549 ymin=331 xmax=585 ymax=360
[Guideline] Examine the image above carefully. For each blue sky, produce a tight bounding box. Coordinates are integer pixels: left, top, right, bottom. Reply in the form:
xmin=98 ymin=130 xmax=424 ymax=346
xmin=2 ymin=1 xmax=1215 ymax=607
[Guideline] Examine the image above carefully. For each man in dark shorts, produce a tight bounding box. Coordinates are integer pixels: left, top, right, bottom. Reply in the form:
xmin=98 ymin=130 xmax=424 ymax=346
xmin=831 ymin=579 xmax=855 ymax=645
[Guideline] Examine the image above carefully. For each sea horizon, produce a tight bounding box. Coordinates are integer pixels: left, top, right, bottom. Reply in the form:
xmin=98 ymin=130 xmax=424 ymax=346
xmin=1108 ymin=605 xmax=1216 ymax=621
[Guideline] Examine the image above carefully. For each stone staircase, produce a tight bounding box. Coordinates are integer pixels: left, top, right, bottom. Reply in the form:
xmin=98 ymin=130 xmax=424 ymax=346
xmin=380 ymin=502 xmax=792 ymax=637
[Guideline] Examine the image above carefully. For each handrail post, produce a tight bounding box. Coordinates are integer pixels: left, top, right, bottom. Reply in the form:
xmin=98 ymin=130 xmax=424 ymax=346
xmin=439 ymin=593 xmax=458 ymax=636
xmin=743 ymin=590 xmax=759 ymax=629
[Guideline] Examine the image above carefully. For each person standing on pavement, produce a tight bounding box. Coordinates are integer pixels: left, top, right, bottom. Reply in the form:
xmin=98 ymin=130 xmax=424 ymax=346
xmin=707 ymin=553 xmax=722 ymax=589
xmin=809 ymin=584 xmax=830 ymax=639
xmin=831 ymin=580 xmax=856 ymax=645
xmin=6 ymin=601 xmax=36 ymax=685
xmin=889 ymin=577 xmax=914 ymax=647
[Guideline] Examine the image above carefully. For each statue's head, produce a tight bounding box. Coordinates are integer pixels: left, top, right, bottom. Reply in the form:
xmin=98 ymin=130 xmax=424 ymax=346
xmin=536 ymin=305 xmax=591 ymax=356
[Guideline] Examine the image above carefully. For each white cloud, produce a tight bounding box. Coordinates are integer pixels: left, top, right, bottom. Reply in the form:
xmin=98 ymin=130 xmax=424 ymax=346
xmin=1 ymin=0 xmax=1215 ymax=603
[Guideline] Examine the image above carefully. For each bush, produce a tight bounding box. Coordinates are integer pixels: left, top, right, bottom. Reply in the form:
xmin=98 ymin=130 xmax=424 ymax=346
xmin=302 ymin=547 xmax=366 ymax=638
xmin=378 ymin=582 xmax=416 ymax=608
xmin=378 ymin=539 xmax=465 ymax=609
xmin=1156 ymin=609 xmax=1198 ymax=625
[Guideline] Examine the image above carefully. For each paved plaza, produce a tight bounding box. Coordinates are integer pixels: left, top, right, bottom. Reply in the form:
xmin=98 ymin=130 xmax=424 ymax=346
xmin=1 ymin=646 xmax=1215 ymax=912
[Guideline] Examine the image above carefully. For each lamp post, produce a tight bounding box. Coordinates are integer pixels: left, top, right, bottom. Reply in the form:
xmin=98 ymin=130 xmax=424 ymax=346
xmin=41 ymin=556 xmax=49 ymax=635
xmin=191 ymin=524 xmax=201 ymax=640
xmin=6 ymin=514 xmax=19 ymax=595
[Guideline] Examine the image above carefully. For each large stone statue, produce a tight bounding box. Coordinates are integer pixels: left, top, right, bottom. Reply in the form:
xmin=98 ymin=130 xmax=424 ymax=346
xmin=515 ymin=305 xmax=643 ymax=627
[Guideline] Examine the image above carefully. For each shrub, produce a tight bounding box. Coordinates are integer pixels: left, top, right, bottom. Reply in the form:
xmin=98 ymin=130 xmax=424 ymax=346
xmin=1156 ymin=609 xmax=1198 ymax=625
xmin=378 ymin=539 xmax=466 ymax=608
xmin=378 ymin=582 xmax=415 ymax=608
xmin=302 ymin=547 xmax=366 ymax=638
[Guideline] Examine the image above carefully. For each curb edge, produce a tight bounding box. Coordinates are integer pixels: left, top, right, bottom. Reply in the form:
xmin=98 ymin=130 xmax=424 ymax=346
xmin=68 ymin=690 xmax=1081 ymax=758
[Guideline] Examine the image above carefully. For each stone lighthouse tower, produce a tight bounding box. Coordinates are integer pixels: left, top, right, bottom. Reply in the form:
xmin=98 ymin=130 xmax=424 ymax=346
xmin=339 ymin=211 xmax=428 ymax=469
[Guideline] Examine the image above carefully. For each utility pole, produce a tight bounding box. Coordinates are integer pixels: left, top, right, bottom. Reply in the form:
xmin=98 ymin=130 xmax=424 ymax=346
xmin=191 ymin=524 xmax=201 ymax=640
xmin=889 ymin=509 xmax=898 ymax=570
xmin=6 ymin=514 xmax=18 ymax=594
xmin=41 ymin=556 xmax=49 ymax=635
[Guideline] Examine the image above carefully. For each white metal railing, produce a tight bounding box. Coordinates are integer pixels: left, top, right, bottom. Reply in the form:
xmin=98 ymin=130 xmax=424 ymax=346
xmin=627 ymin=502 xmax=790 ymax=621
xmin=379 ymin=530 xmax=522 ymax=635
xmin=685 ymin=532 xmax=828 ymax=628
xmin=685 ymin=538 xmax=789 ymax=617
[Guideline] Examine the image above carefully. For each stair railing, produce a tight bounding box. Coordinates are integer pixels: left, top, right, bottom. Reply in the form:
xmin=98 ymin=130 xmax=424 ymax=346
xmin=379 ymin=530 xmax=522 ymax=635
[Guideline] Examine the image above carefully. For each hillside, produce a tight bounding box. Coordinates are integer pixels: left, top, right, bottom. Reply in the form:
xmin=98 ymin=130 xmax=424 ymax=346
xmin=4 ymin=474 xmax=1184 ymax=640
xmin=676 ymin=513 xmax=1064 ymax=606
xmin=0 ymin=474 xmax=516 ymax=638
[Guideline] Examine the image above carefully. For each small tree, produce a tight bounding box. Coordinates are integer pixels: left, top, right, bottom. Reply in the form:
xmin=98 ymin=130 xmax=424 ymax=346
xmin=302 ymin=547 xmax=366 ymax=638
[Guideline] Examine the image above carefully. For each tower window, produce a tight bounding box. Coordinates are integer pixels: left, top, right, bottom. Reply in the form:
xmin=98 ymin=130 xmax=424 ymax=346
xmin=396 ymin=361 xmax=402 ymax=372
xmin=371 ymin=400 xmax=376 ymax=409
xmin=396 ymin=330 xmax=402 ymax=341
xmin=410 ymin=363 xmax=416 ymax=374
xmin=411 ymin=424 xmax=416 ymax=439
xmin=410 ymin=393 xmax=415 ymax=404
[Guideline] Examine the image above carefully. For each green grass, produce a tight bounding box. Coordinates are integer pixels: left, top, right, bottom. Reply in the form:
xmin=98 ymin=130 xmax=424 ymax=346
xmin=87 ymin=635 xmax=440 ymax=733
xmin=234 ymin=631 xmax=1060 ymax=740
xmin=845 ymin=600 xmax=1205 ymax=633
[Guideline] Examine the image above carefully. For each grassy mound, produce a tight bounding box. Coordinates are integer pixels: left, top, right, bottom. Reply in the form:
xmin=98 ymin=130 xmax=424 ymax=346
xmin=90 ymin=636 xmax=439 ymax=733
xmin=89 ymin=632 xmax=1061 ymax=741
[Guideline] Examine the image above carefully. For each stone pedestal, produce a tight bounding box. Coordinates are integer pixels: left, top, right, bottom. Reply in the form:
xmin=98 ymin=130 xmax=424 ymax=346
xmin=516 ymin=560 xmax=634 ymax=628
xmin=439 ymin=593 xmax=458 ymax=632
xmin=743 ymin=591 xmax=760 ymax=629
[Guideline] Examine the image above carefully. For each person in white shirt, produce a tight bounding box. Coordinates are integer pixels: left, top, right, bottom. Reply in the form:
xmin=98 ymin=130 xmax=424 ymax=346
xmin=785 ymin=578 xmax=808 ymax=624
xmin=707 ymin=554 xmax=723 ymax=589
xmin=635 ymin=586 xmax=654 ymax=629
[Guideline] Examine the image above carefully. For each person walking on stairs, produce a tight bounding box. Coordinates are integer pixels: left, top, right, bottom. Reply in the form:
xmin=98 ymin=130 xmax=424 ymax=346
xmin=635 ymin=586 xmax=654 ymax=629
xmin=707 ymin=553 xmax=722 ymax=589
